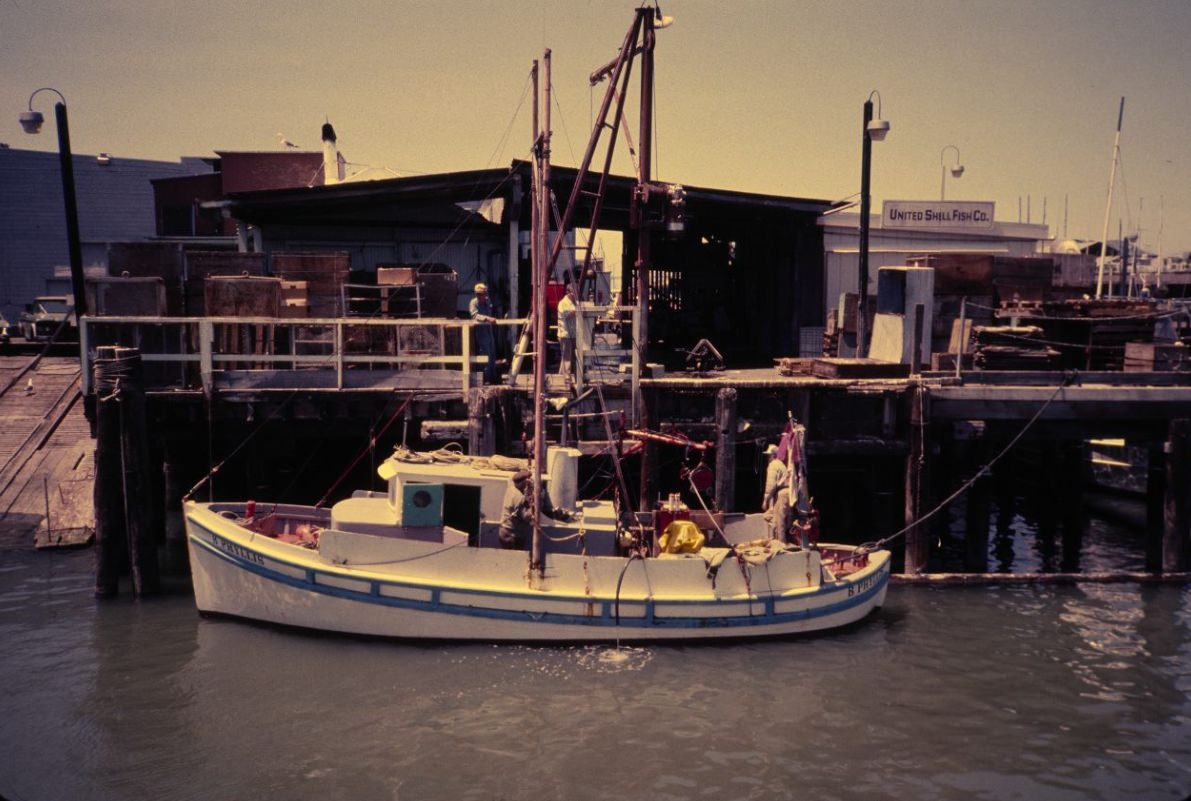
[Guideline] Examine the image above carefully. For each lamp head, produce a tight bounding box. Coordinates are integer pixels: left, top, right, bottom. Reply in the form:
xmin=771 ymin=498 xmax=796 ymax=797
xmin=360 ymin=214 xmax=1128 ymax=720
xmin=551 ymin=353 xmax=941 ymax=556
xmin=866 ymin=118 xmax=890 ymax=141
xmin=18 ymin=110 xmax=44 ymax=135
xmin=950 ymin=164 xmax=965 ymax=178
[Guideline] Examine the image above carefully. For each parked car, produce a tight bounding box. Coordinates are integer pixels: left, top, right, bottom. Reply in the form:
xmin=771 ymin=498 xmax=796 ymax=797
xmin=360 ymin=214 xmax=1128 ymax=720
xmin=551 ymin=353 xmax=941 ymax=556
xmin=18 ymin=296 xmax=76 ymax=342
xmin=0 ymin=313 xmax=11 ymax=349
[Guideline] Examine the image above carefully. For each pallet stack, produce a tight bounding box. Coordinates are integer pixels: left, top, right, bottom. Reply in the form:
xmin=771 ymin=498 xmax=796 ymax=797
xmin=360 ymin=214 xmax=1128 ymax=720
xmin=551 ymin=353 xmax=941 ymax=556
xmin=185 ymin=251 xmax=268 ymax=315
xmin=971 ymin=325 xmax=1061 ymax=370
xmin=272 ymin=252 xmax=350 ymax=318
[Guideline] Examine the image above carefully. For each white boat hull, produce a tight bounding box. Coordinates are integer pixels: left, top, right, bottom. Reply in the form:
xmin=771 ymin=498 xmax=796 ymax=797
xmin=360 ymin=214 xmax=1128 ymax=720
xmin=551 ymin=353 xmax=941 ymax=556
xmin=185 ymin=502 xmax=889 ymax=642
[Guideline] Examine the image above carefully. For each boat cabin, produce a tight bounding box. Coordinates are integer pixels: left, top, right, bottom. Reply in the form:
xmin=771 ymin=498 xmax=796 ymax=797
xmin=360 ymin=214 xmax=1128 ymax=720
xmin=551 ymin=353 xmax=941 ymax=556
xmin=327 ymin=446 xmax=621 ymax=555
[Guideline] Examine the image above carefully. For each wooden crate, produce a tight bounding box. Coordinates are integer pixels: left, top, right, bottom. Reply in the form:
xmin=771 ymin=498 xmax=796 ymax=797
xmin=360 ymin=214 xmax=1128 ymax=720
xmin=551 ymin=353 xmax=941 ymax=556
xmin=272 ymin=253 xmax=349 ymax=318
xmin=1124 ymin=342 xmax=1188 ymax=372
xmin=280 ymin=299 xmax=309 ymax=319
xmin=810 ymin=358 xmax=911 ymax=380
xmin=204 ymin=276 xmax=281 ymax=317
xmin=377 ymin=266 xmax=418 ymax=286
xmin=186 ymin=250 xmax=267 ymax=278
xmin=85 ymin=276 xmax=167 ymax=316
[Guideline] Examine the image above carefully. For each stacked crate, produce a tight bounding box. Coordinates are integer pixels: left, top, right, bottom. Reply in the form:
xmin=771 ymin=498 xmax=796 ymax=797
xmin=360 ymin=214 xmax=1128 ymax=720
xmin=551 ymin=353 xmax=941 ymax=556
xmin=185 ymin=251 xmax=268 ymax=316
xmin=204 ymin=276 xmax=282 ymax=364
xmin=971 ymin=326 xmax=1061 ymax=370
xmin=272 ymin=252 xmax=350 ymax=318
xmin=415 ymin=263 xmax=459 ymax=318
xmin=108 ymin=242 xmax=185 ymax=315
xmin=85 ymin=276 xmax=168 ymax=317
xmin=280 ymin=281 xmax=309 ymax=318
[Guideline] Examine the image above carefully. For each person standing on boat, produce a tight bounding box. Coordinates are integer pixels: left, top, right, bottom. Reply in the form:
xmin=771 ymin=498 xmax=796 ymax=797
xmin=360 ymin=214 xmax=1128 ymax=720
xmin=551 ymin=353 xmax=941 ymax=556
xmin=762 ymin=444 xmax=792 ymax=543
xmin=469 ymin=282 xmax=498 ymax=384
xmin=556 ymin=283 xmax=577 ymax=385
xmin=498 ymin=468 xmax=574 ymax=550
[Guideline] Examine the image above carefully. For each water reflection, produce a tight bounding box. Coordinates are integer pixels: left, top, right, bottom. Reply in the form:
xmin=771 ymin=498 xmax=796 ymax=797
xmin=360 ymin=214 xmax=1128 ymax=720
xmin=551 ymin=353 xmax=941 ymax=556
xmin=86 ymin=589 xmax=201 ymax=799
xmin=941 ymin=495 xmax=1146 ymax=575
xmin=1 ymin=546 xmax=1189 ymax=801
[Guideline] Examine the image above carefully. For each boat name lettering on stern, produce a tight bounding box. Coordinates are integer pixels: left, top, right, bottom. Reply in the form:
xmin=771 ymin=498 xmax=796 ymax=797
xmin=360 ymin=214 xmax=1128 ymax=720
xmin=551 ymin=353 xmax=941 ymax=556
xmin=212 ymin=533 xmax=265 ymax=566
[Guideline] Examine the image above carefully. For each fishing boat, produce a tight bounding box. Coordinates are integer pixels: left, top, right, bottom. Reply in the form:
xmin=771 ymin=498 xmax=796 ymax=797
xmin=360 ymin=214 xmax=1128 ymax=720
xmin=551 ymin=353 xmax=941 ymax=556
xmin=182 ymin=7 xmax=889 ymax=643
xmin=183 ymin=445 xmax=889 ymax=642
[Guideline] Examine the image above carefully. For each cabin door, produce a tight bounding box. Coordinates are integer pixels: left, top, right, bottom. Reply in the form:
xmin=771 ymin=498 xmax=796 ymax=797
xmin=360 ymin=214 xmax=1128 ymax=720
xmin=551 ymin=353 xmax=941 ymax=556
xmin=442 ymin=484 xmax=482 ymax=546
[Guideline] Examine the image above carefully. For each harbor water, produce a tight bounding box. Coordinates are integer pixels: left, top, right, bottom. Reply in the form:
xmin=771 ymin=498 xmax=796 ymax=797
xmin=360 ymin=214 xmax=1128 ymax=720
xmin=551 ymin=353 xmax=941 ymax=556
xmin=1 ymin=515 xmax=1189 ymax=801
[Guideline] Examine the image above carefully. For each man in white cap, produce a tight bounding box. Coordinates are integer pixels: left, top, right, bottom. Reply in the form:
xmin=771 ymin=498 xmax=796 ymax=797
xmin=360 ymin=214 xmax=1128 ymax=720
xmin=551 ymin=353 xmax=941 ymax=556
xmin=762 ymin=443 xmax=792 ymax=543
xmin=469 ymin=282 xmax=497 ymax=383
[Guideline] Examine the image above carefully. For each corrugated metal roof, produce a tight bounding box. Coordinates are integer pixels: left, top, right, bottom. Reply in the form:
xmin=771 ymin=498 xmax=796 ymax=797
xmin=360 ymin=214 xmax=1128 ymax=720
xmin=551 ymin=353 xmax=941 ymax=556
xmin=223 ymin=160 xmax=833 ymax=229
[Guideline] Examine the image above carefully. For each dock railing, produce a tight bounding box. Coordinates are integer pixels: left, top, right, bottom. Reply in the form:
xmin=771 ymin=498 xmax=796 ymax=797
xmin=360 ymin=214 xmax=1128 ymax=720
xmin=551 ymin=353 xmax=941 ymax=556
xmin=79 ymin=316 xmax=527 ymax=398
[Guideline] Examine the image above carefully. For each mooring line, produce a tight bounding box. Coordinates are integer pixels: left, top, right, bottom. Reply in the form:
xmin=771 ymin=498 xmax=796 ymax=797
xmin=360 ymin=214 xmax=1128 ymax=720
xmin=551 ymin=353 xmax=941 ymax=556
xmin=863 ymin=372 xmax=1078 ymax=556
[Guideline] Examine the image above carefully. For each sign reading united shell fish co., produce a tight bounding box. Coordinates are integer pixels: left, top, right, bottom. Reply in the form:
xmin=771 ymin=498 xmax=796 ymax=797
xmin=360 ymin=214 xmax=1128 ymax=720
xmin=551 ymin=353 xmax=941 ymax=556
xmin=882 ymin=200 xmax=995 ymax=230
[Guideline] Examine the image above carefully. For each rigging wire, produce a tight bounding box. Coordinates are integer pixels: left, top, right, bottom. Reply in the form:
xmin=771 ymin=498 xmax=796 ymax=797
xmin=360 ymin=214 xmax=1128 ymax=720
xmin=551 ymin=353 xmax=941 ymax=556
xmin=485 ymin=70 xmax=534 ymax=169
xmin=858 ymin=374 xmax=1077 ymax=558
xmin=315 ymin=393 xmax=418 ymax=508
xmin=551 ymin=80 xmax=579 ymax=166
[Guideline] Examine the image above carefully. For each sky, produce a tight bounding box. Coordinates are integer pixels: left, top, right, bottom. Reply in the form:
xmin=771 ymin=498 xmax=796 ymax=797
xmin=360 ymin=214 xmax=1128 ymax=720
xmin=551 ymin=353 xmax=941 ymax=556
xmin=4 ymin=0 xmax=1191 ymax=253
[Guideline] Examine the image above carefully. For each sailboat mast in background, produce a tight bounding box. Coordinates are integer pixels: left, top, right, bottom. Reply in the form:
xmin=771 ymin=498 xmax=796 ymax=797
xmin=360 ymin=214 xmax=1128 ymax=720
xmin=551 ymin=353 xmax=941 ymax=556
xmin=1095 ymin=97 xmax=1125 ymax=299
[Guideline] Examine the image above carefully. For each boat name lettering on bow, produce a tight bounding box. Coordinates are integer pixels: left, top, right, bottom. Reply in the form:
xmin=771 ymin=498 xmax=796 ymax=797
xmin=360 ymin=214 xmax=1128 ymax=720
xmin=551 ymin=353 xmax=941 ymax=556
xmin=848 ymin=571 xmax=880 ymax=598
xmin=212 ymin=533 xmax=265 ymax=566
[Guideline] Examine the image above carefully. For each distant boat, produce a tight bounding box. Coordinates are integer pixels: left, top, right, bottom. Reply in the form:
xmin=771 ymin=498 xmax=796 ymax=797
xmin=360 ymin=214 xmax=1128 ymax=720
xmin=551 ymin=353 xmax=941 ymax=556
xmin=1086 ymin=437 xmax=1147 ymax=498
xmin=183 ymin=447 xmax=890 ymax=642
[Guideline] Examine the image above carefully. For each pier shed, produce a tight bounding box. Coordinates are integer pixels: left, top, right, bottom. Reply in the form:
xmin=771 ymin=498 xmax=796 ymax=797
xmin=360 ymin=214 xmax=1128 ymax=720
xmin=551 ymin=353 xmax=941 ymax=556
xmin=219 ymin=161 xmax=832 ymax=367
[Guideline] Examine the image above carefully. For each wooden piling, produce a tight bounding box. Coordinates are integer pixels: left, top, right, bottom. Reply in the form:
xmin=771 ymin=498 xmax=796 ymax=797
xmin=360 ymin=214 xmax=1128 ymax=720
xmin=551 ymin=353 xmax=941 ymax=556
xmin=162 ymin=441 xmax=189 ymax=574
xmin=1059 ymin=444 xmax=1085 ymax=572
xmin=467 ymin=387 xmax=497 ymax=457
xmin=93 ymin=346 xmax=124 ymax=597
xmin=1164 ymin=419 xmax=1190 ymax=573
xmin=962 ymin=437 xmax=990 ymax=572
xmin=904 ymin=384 xmax=931 ymax=574
xmin=117 ymin=348 xmax=160 ymax=596
xmin=1146 ymin=442 xmax=1165 ymax=572
xmin=1033 ymin=442 xmax=1062 ymax=568
xmin=714 ymin=388 xmax=737 ymax=512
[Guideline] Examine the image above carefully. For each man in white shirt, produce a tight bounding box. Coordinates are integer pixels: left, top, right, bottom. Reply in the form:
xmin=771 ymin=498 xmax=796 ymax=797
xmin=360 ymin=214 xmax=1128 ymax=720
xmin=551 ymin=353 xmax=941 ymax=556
xmin=762 ymin=444 xmax=792 ymax=543
xmin=556 ymin=284 xmax=577 ymax=384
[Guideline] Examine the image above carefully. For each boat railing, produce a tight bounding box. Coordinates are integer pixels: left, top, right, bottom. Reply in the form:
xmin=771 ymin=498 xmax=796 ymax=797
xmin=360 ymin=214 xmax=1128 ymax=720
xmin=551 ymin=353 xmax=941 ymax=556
xmin=79 ymin=315 xmax=527 ymax=397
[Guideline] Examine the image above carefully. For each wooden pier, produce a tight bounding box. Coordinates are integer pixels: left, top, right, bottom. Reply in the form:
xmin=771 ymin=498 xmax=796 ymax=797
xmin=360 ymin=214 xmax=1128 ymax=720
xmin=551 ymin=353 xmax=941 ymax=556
xmin=3 ymin=315 xmax=1190 ymax=583
xmin=0 ymin=354 xmax=92 ymax=550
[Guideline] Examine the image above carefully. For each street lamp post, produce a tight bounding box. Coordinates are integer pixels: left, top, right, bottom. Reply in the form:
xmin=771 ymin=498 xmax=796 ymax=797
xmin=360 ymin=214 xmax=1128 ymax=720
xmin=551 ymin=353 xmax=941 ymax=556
xmin=19 ymin=88 xmax=87 ymax=318
xmin=940 ymin=144 xmax=964 ymax=201
xmin=857 ymin=90 xmax=889 ymax=359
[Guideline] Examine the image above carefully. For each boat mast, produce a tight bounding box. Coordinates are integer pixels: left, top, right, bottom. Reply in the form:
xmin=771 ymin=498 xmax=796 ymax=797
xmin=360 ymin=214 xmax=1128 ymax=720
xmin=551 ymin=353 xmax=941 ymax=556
xmin=634 ymin=7 xmax=656 ymax=494
xmin=1095 ymin=97 xmax=1125 ymax=299
xmin=531 ymin=50 xmax=552 ymax=575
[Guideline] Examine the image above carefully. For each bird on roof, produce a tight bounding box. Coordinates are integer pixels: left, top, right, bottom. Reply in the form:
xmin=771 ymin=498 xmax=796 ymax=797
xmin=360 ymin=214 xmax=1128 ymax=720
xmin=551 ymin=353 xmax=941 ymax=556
xmin=277 ymin=132 xmax=300 ymax=149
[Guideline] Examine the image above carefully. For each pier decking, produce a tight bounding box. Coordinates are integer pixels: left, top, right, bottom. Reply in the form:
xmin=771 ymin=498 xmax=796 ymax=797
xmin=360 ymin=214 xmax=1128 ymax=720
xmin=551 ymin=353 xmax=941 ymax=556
xmin=4 ymin=311 xmax=1189 ymax=580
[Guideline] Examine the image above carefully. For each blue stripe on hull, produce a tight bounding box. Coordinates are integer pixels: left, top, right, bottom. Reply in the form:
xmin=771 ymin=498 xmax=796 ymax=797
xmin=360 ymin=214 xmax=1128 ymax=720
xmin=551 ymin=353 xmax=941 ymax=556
xmin=188 ymin=522 xmax=888 ymax=634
